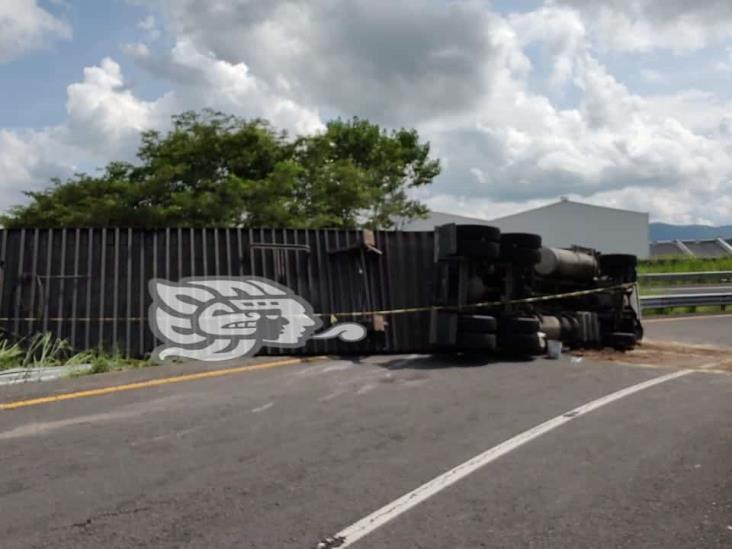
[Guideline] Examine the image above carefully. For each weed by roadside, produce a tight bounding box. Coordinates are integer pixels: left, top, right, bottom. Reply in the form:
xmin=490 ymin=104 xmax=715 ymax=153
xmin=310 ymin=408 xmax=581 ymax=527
xmin=642 ymin=305 xmax=729 ymax=317
xmin=638 ymin=257 xmax=732 ymax=315
xmin=86 ymin=350 xmax=151 ymax=375
xmin=639 ymin=256 xmax=732 ymax=274
xmin=0 ymin=332 xmax=153 ymax=375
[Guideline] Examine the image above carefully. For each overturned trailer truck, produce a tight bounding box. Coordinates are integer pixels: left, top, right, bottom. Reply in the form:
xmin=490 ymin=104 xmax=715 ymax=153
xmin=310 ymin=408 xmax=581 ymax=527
xmin=429 ymin=224 xmax=642 ymax=356
xmin=0 ymin=225 xmax=641 ymax=358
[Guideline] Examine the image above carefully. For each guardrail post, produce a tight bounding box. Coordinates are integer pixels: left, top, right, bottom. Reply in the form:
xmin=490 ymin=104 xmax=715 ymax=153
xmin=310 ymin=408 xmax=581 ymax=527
xmin=715 ymin=238 xmax=732 ymax=255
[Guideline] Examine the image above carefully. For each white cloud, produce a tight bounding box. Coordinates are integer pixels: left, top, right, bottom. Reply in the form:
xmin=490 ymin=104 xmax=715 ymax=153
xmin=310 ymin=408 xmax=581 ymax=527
xmin=137 ymin=14 xmax=160 ymax=41
xmin=3 ymin=0 xmax=732 ymax=225
xmin=127 ymin=39 xmax=323 ymax=134
xmin=640 ymin=69 xmax=663 ymax=83
xmin=0 ymin=127 xmax=77 ymax=207
xmin=0 ymin=46 xmax=323 ymax=211
xmin=144 ymin=0 xmax=516 ymax=125
xmin=0 ymin=58 xmax=165 ymax=207
xmin=65 ymin=58 xmax=170 ymax=158
xmin=0 ymin=0 xmax=71 ymax=62
xmin=509 ymin=5 xmax=586 ymax=87
xmin=713 ymin=47 xmax=732 ymax=73
xmin=552 ymin=0 xmax=732 ymax=52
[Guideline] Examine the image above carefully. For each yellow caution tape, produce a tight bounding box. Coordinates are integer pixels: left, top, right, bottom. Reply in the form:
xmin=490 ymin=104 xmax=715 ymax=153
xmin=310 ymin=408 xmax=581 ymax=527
xmin=316 ymin=282 xmax=636 ymax=318
xmin=0 ymin=283 xmax=636 ymax=322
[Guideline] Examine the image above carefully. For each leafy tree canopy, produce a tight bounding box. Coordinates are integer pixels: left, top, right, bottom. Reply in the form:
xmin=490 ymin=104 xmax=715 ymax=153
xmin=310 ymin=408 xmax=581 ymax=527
xmin=2 ymin=110 xmax=440 ymax=229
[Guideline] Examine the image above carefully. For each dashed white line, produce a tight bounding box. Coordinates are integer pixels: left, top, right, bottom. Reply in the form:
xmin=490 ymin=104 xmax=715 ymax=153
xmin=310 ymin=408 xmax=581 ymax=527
xmin=318 ymin=368 xmax=693 ymax=548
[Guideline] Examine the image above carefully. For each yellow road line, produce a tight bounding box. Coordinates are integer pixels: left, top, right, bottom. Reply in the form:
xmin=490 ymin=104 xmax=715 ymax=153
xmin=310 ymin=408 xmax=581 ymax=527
xmin=0 ymin=358 xmax=311 ymax=411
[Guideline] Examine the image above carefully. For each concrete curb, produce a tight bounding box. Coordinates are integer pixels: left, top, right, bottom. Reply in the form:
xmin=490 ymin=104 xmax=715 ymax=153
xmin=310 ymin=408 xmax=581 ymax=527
xmin=0 ymin=364 xmax=93 ymax=386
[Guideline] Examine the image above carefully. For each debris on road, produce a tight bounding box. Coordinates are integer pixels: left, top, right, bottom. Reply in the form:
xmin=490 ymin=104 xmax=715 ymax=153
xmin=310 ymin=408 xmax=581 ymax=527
xmin=576 ymin=340 xmax=732 ymax=372
xmin=315 ymin=535 xmax=346 ymax=548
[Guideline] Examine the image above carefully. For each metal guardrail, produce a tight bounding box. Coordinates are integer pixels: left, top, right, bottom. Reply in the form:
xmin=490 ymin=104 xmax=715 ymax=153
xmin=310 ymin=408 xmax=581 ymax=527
xmin=638 ymin=270 xmax=732 ymax=309
xmin=640 ymin=292 xmax=732 ymax=309
xmin=639 ymin=271 xmax=732 ymax=283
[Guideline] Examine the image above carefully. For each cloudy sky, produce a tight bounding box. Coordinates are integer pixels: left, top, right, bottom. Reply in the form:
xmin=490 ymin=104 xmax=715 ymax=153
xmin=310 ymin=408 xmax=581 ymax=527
xmin=2 ymin=0 xmax=732 ymax=224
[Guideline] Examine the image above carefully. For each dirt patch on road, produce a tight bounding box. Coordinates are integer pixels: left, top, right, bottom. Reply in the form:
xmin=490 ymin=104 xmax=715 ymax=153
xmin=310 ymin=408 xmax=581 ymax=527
xmin=573 ymin=339 xmax=732 ymax=372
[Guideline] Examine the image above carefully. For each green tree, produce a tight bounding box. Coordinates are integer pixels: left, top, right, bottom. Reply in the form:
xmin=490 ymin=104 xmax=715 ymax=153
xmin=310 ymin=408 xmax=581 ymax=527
xmin=1 ymin=110 xmax=440 ymax=229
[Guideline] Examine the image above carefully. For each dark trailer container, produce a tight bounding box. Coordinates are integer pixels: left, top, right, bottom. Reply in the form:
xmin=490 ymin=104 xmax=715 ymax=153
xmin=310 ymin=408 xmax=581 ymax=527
xmin=0 ymin=225 xmax=641 ymax=359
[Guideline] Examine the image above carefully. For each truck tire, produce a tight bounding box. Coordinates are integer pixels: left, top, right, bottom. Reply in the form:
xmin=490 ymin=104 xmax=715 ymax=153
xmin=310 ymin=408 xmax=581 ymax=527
xmin=500 ymin=233 xmax=542 ymax=249
xmin=599 ymin=254 xmax=637 ymax=269
xmin=458 ymin=332 xmax=497 ymax=350
xmin=503 ymin=316 xmax=540 ymax=335
xmin=501 ymin=333 xmax=544 ymax=355
xmin=457 ymin=225 xmax=501 ymax=241
xmin=458 ymin=240 xmax=500 ymax=259
xmin=458 ymin=314 xmax=498 ymax=332
xmin=608 ymin=331 xmax=637 ymax=351
xmin=500 ymin=246 xmax=542 ymax=266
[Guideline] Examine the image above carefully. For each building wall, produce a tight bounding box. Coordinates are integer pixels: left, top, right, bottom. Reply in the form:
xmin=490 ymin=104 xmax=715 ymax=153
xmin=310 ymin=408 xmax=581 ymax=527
xmin=489 ymin=201 xmax=649 ymax=258
xmin=398 ymin=201 xmax=650 ymax=258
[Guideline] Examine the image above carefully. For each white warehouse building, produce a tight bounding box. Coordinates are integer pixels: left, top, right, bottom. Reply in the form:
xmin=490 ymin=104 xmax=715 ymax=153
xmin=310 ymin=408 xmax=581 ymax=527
xmin=398 ymin=199 xmax=650 ymax=258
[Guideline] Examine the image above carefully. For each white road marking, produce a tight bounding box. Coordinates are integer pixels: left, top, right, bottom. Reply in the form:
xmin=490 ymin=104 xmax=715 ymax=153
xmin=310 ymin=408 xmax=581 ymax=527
xmin=321 ymin=368 xmax=692 ymax=548
xmin=251 ymin=402 xmax=274 ymax=413
xmin=321 ymin=364 xmax=354 ymax=373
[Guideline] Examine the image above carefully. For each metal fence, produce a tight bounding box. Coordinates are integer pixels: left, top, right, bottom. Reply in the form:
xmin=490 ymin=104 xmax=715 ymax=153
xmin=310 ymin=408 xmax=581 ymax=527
xmin=0 ymin=228 xmax=436 ymax=357
xmin=638 ymin=271 xmax=732 ymax=283
xmin=639 ymin=270 xmax=732 ymax=310
xmin=640 ymin=293 xmax=732 ymax=309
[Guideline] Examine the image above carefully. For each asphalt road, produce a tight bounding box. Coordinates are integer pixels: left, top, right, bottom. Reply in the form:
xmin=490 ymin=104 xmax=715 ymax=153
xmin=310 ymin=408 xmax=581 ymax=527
xmin=1 ymin=352 xmax=730 ymax=548
xmin=644 ymin=313 xmax=732 ymax=347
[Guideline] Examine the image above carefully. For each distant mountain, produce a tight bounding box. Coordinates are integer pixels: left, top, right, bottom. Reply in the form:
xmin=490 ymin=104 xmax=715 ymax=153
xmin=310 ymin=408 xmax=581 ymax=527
xmin=650 ymin=223 xmax=732 ymax=241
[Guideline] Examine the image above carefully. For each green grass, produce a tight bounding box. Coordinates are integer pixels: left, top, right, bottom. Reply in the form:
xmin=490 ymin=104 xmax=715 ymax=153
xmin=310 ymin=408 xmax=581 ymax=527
xmin=638 ymin=256 xmax=732 ymax=291
xmin=0 ymin=339 xmax=24 ymax=370
xmin=85 ymin=349 xmax=150 ymax=375
xmin=0 ymin=332 xmax=152 ymax=374
xmin=0 ymin=332 xmax=71 ymax=371
xmin=639 ymin=256 xmax=732 ymax=274
xmin=638 ymin=257 xmax=732 ymax=315
xmin=642 ymin=305 xmax=730 ymax=317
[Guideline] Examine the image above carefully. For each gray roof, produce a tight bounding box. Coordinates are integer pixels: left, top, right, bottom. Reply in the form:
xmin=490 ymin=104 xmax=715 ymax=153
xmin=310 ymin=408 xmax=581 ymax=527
xmin=650 ymin=238 xmax=732 ymax=258
xmin=488 ymin=198 xmax=647 ymax=222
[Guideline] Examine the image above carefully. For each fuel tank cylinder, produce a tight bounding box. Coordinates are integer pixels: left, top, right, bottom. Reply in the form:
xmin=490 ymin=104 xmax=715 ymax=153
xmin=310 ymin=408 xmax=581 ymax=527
xmin=534 ymin=247 xmax=598 ymax=281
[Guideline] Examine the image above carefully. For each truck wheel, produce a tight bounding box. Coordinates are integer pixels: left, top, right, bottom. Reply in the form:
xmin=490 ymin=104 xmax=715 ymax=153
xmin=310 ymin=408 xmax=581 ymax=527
xmin=500 ymin=333 xmax=544 ymax=355
xmin=503 ymin=316 xmax=540 ymax=335
xmin=457 ymin=225 xmax=501 ymax=241
xmin=500 ymin=246 xmax=542 ymax=265
xmin=458 ymin=240 xmax=500 ymax=259
xmin=458 ymin=314 xmax=497 ymax=332
xmin=458 ymin=333 xmax=497 ymax=350
xmin=599 ymin=254 xmax=637 ymax=269
xmin=608 ymin=332 xmax=637 ymax=351
xmin=500 ymin=233 xmax=542 ymax=249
